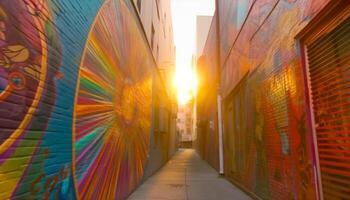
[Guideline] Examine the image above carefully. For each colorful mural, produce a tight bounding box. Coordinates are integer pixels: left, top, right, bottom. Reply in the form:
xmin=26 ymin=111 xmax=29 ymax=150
xmin=198 ymin=0 xmax=334 ymax=199
xmin=218 ymin=0 xmax=254 ymax=63
xmin=73 ymin=0 xmax=153 ymax=199
xmin=225 ymin=62 xmax=315 ymax=199
xmin=0 ymin=0 xmax=165 ymax=199
xmin=0 ymin=1 xmax=63 ymax=199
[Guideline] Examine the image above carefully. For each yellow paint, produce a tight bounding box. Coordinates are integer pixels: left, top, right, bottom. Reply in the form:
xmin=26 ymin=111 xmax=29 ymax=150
xmin=0 ymin=8 xmax=48 ymax=199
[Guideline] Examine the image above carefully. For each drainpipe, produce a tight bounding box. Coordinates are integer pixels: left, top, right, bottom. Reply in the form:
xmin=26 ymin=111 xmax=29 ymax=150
xmin=215 ymin=0 xmax=224 ymax=175
xmin=217 ymin=95 xmax=224 ymax=175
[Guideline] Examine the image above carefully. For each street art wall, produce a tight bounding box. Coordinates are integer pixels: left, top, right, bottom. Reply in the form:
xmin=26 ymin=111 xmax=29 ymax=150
xmin=0 ymin=0 xmax=168 ymax=199
xmin=198 ymin=0 xmax=335 ymax=199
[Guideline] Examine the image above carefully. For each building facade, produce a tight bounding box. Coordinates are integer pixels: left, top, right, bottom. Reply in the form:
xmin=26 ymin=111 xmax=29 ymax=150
xmin=0 ymin=0 xmax=175 ymax=199
xmin=177 ymin=101 xmax=194 ymax=147
xmin=196 ymin=16 xmax=213 ymax=57
xmin=132 ymin=0 xmax=178 ymax=179
xmin=194 ymin=15 xmax=218 ymax=166
xmin=197 ymin=0 xmax=350 ymax=199
xmin=134 ymin=0 xmax=176 ymax=96
xmin=196 ymin=13 xmax=220 ymax=171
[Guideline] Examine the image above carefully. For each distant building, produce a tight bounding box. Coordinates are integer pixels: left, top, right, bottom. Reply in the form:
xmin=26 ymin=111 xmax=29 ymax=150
xmin=177 ymin=100 xmax=194 ymax=147
xmin=132 ymin=0 xmax=178 ymax=175
xmin=133 ymin=0 xmax=176 ymax=98
xmin=192 ymin=15 xmax=213 ymax=147
xmin=196 ymin=16 xmax=213 ymax=56
xmin=177 ymin=15 xmax=213 ymax=148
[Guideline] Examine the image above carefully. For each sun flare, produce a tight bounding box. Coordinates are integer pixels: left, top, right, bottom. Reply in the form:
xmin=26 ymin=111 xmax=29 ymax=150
xmin=174 ymin=67 xmax=198 ymax=105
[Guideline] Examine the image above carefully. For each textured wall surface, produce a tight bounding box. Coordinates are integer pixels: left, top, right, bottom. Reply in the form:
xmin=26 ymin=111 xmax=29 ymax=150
xmin=195 ymin=16 xmax=220 ymax=171
xmin=199 ymin=0 xmax=332 ymax=199
xmin=0 ymin=0 xmax=169 ymax=199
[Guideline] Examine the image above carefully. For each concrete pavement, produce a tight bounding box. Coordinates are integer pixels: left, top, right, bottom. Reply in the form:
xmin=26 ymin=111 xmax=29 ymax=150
xmin=128 ymin=149 xmax=252 ymax=200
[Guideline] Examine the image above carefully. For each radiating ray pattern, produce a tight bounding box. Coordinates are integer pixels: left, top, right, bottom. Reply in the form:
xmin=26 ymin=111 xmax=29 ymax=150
xmin=73 ymin=0 xmax=153 ymax=199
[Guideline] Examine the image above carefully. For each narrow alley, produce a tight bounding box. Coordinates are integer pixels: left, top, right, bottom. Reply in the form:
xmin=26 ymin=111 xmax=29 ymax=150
xmin=128 ymin=149 xmax=252 ymax=200
xmin=0 ymin=0 xmax=349 ymax=200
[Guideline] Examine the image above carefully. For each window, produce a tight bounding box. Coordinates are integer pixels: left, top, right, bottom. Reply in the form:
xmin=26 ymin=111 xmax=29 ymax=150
xmin=159 ymin=106 xmax=169 ymax=133
xmin=137 ymin=0 xmax=141 ymax=13
xmin=164 ymin=13 xmax=166 ymax=38
xmin=155 ymin=0 xmax=160 ymax=19
xmin=157 ymin=45 xmax=159 ymax=60
xmin=151 ymin=24 xmax=155 ymax=50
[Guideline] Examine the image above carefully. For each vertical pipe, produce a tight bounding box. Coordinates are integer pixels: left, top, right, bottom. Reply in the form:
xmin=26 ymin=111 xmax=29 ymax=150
xmin=215 ymin=0 xmax=224 ymax=175
xmin=217 ymin=95 xmax=224 ymax=174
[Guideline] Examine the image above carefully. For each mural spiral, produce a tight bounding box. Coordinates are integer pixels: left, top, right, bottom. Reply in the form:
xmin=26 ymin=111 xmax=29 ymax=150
xmin=0 ymin=1 xmax=62 ymax=199
xmin=0 ymin=0 xmax=47 ymax=154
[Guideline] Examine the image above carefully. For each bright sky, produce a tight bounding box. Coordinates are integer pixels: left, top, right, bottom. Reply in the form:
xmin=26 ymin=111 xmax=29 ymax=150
xmin=171 ymin=0 xmax=215 ymax=104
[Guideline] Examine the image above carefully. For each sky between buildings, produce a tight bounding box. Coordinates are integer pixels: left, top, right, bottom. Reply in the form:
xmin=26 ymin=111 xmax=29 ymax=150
xmin=171 ymin=0 xmax=215 ymax=103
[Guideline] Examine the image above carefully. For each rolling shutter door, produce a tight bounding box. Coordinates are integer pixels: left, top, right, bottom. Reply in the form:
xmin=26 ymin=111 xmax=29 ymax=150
xmin=306 ymin=17 xmax=350 ymax=199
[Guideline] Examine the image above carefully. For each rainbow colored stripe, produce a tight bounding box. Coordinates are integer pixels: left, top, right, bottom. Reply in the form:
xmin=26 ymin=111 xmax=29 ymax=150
xmin=73 ymin=0 xmax=153 ymax=199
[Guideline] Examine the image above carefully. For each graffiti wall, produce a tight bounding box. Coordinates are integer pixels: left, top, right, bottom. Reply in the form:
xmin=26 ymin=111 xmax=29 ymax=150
xmin=199 ymin=0 xmax=333 ymax=199
xmin=0 ymin=0 xmax=167 ymax=199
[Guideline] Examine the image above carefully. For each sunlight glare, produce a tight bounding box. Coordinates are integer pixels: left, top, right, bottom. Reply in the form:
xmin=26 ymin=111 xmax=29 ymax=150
xmin=174 ymin=67 xmax=198 ymax=105
xmin=171 ymin=0 xmax=214 ymax=105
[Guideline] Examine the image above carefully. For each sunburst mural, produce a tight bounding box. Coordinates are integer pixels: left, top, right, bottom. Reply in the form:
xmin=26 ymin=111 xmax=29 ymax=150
xmin=72 ymin=0 xmax=154 ymax=199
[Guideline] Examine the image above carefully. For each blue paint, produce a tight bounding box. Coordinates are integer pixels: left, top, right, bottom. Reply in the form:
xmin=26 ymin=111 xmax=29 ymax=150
xmin=236 ymin=0 xmax=248 ymax=28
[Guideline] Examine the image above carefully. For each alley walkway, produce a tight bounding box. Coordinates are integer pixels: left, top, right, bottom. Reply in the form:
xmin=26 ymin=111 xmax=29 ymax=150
xmin=128 ymin=149 xmax=252 ymax=200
